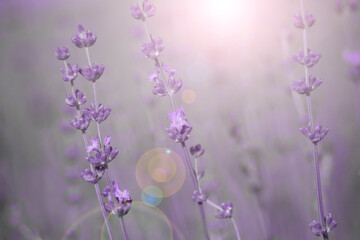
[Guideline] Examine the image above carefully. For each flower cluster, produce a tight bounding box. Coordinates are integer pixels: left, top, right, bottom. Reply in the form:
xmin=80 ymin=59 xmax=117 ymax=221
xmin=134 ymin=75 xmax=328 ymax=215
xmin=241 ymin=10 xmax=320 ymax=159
xmin=79 ymin=63 xmax=105 ymax=82
xmin=70 ymin=111 xmax=91 ymax=131
xmin=166 ymin=107 xmax=192 ymax=143
xmin=61 ymin=63 xmax=79 ymax=82
xmin=141 ymin=35 xmax=164 ymax=59
xmin=103 ymin=182 xmax=133 ymax=217
xmin=65 ymin=89 xmax=87 ymax=107
xmin=300 ymin=123 xmax=329 ymax=145
xmin=292 ymin=75 xmax=322 ymax=95
xmin=190 ymin=144 xmax=205 ymax=158
xmin=192 ymin=191 xmax=207 ymax=204
xmin=335 ymin=0 xmax=358 ymax=13
xmin=343 ymin=50 xmax=360 ymax=81
xmin=86 ymin=136 xmax=118 ymax=168
xmin=130 ymin=0 xmax=156 ymax=21
xmin=215 ymin=202 xmax=233 ymax=219
xmin=309 ymin=213 xmax=337 ymax=237
xmin=80 ymin=168 xmax=104 ymax=184
xmin=148 ymin=64 xmax=182 ymax=96
xmin=55 ymin=47 xmax=70 ymax=60
xmin=84 ymin=103 xmax=111 ymax=123
xmin=292 ymin=48 xmax=321 ymax=68
xmin=71 ymin=24 xmax=97 ymax=48
xmin=292 ymin=12 xmax=315 ymax=29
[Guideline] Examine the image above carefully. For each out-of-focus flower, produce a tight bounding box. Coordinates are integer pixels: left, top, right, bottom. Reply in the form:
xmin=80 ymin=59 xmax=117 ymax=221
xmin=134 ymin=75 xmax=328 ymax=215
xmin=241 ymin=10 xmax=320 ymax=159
xmin=292 ymin=75 xmax=322 ymax=95
xmin=300 ymin=123 xmax=329 ymax=144
xmin=141 ymin=35 xmax=164 ymax=59
xmin=192 ymin=191 xmax=207 ymax=204
xmin=190 ymin=144 xmax=205 ymax=158
xmin=103 ymin=181 xmax=133 ymax=217
xmin=343 ymin=50 xmax=360 ymax=81
xmin=292 ymin=48 xmax=321 ymax=68
xmin=292 ymin=12 xmax=315 ymax=28
xmin=215 ymin=202 xmax=233 ymax=219
xmin=55 ymin=46 xmax=70 ymax=60
xmin=80 ymin=63 xmax=105 ymax=82
xmin=72 ymin=24 xmax=97 ymax=48
xmin=60 ymin=63 xmax=79 ymax=82
xmin=130 ymin=0 xmax=156 ymax=21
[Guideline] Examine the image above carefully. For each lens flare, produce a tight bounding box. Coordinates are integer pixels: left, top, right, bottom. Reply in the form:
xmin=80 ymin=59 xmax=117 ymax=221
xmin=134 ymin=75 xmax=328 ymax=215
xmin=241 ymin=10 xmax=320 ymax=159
xmin=181 ymin=89 xmax=196 ymax=104
xmin=136 ymin=148 xmax=186 ymax=198
xmin=141 ymin=185 xmax=163 ymax=206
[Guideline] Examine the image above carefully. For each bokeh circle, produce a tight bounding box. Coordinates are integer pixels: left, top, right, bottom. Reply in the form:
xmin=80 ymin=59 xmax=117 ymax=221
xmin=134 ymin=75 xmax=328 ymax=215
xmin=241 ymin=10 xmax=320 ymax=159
xmin=136 ymin=148 xmax=186 ymax=198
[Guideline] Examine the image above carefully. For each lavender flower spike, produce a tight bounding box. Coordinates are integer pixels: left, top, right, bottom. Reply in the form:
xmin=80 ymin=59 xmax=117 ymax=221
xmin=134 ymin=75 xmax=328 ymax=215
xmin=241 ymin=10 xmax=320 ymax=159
xmin=292 ymin=75 xmax=322 ymax=95
xmin=141 ymin=35 xmax=164 ymax=59
xmin=60 ymin=63 xmax=79 ymax=82
xmin=292 ymin=48 xmax=321 ymax=68
xmin=79 ymin=63 xmax=105 ymax=82
xmin=292 ymin=13 xmax=305 ymax=29
xmin=130 ymin=0 xmax=156 ymax=21
xmin=192 ymin=191 xmax=207 ymax=204
xmin=72 ymin=24 xmax=97 ymax=48
xmin=305 ymin=12 xmax=316 ymax=27
xmin=55 ymin=46 xmax=70 ymax=60
xmin=300 ymin=123 xmax=329 ymax=145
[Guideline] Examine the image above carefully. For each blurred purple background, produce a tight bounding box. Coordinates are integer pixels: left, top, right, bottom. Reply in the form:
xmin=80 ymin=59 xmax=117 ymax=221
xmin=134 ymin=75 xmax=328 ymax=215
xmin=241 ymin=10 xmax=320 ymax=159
xmin=1 ymin=0 xmax=360 ymax=239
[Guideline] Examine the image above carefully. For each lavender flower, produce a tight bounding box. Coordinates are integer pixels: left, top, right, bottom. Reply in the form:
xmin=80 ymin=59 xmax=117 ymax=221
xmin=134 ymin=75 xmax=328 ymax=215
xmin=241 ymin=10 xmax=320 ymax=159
xmin=292 ymin=75 xmax=322 ymax=95
xmin=83 ymin=103 xmax=111 ymax=123
xmin=65 ymin=89 xmax=87 ymax=107
xmin=55 ymin=46 xmax=70 ymax=60
xmin=80 ymin=168 xmax=102 ymax=184
xmin=292 ymin=48 xmax=321 ymax=68
xmin=141 ymin=35 xmax=164 ymax=59
xmin=300 ymin=123 xmax=329 ymax=145
xmin=192 ymin=191 xmax=207 ymax=203
xmin=130 ymin=0 xmax=156 ymax=21
xmin=190 ymin=144 xmax=205 ymax=158
xmin=343 ymin=50 xmax=360 ymax=80
xmin=103 ymin=182 xmax=133 ymax=217
xmin=86 ymin=136 xmax=99 ymax=153
xmin=292 ymin=13 xmax=305 ymax=29
xmin=60 ymin=63 xmax=79 ymax=82
xmin=104 ymin=136 xmax=119 ymax=161
xmin=215 ymin=202 xmax=233 ymax=219
xmin=148 ymin=64 xmax=182 ymax=96
xmin=72 ymin=24 xmax=97 ymax=48
xmin=309 ymin=214 xmax=336 ymax=237
xmin=86 ymin=137 xmax=118 ymax=167
xmin=166 ymin=107 xmax=192 ymax=143
xmin=70 ymin=111 xmax=91 ymax=131
xmin=79 ymin=63 xmax=105 ymax=82
xmin=292 ymin=12 xmax=315 ymax=29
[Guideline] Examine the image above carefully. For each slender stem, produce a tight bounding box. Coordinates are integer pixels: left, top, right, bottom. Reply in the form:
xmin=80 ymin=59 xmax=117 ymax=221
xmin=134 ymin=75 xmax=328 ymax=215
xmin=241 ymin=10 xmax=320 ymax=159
xmin=206 ymin=200 xmax=241 ymax=240
xmin=231 ymin=218 xmax=242 ymax=240
xmin=194 ymin=158 xmax=201 ymax=192
xmin=299 ymin=1 xmax=328 ymax=239
xmin=119 ymin=216 xmax=129 ymax=240
xmin=180 ymin=142 xmax=210 ymax=240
